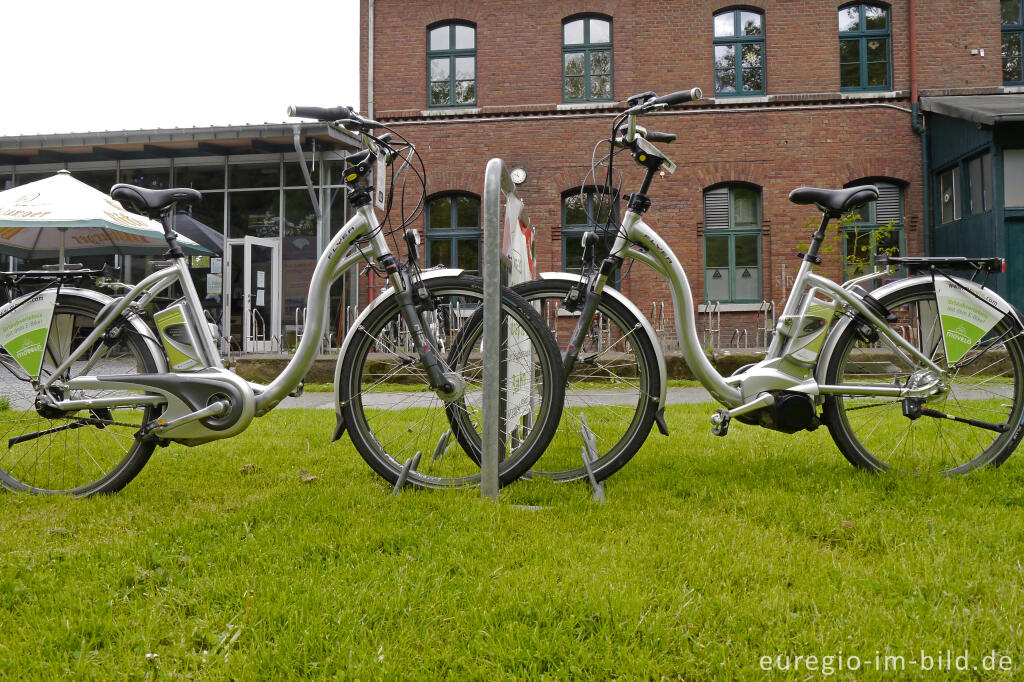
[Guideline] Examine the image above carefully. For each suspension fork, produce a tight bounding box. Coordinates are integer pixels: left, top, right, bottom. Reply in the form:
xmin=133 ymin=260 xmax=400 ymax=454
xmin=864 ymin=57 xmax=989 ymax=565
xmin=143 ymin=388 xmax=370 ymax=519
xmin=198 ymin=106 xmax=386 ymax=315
xmin=389 ymin=265 xmax=460 ymax=397
xmin=562 ymin=256 xmax=622 ymax=377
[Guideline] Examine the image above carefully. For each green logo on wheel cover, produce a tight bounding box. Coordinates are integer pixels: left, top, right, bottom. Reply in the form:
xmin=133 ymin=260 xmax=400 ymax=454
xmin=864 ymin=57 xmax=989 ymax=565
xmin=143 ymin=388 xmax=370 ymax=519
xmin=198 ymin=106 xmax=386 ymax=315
xmin=0 ymin=289 xmax=58 ymax=380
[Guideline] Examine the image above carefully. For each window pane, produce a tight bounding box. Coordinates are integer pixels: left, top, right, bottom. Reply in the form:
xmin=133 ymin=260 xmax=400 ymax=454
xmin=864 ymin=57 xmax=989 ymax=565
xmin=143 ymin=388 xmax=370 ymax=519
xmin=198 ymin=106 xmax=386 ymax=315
xmin=741 ymin=43 xmax=762 ymax=67
xmin=865 ymin=38 xmax=887 ymax=61
xmin=714 ymin=12 xmax=735 ymax=37
xmin=564 ymin=76 xmax=585 ymax=100
xmin=455 ymin=80 xmax=475 ymax=104
xmin=866 ymin=61 xmax=888 ymax=86
xmin=455 ymin=195 xmax=479 ymax=227
xmin=705 ymin=235 xmax=729 ymax=268
xmin=845 ymin=230 xmax=872 ymax=276
xmin=1003 ymin=0 xmax=1021 ymax=24
xmin=430 ymin=239 xmax=451 ymax=267
xmin=430 ymin=58 xmax=450 ymax=80
xmin=741 ymin=11 xmax=763 ymax=36
xmin=733 ymin=188 xmax=758 ymax=226
xmin=70 ymin=169 xmax=118 ymax=193
xmin=839 ymin=39 xmax=861 ymax=63
xmin=969 ymin=156 xmax=984 ymax=215
xmin=1006 ymin=31 xmax=1023 ymax=56
xmin=715 ymin=44 xmax=736 ymax=69
xmin=742 ymin=67 xmax=764 ymax=92
xmin=229 ymin=190 xmax=279 ymax=239
xmin=121 ymin=166 xmax=169 ymax=189
xmin=590 ymin=18 xmax=610 ymax=43
xmin=705 ymin=268 xmax=730 ymax=301
xmin=838 ymin=7 xmax=860 ymax=32
xmin=840 ymin=63 xmax=861 ymax=88
xmin=564 ymin=19 xmax=584 ymax=45
xmin=940 ymin=168 xmax=956 ymax=223
xmin=1004 ymin=149 xmax=1024 ymax=207
xmin=564 ymin=52 xmax=585 ymax=76
xmin=593 ymin=193 xmax=615 ymax=224
xmin=864 ymin=5 xmax=887 ymax=30
xmin=429 ymin=26 xmax=449 ymax=51
xmin=716 ymin=69 xmax=737 ymax=93
xmin=454 ymin=24 xmax=474 ymax=49
xmin=735 ymin=266 xmax=759 ymax=300
xmin=983 ymin=152 xmax=993 ymax=211
xmin=429 ymin=197 xmax=452 ymax=230
xmin=591 ymin=75 xmax=612 ymax=99
xmin=1004 ymin=55 xmax=1023 ymax=83
xmin=565 ymin=234 xmax=584 ymax=272
xmin=590 ymin=50 xmax=611 ymax=75
xmin=455 ymin=57 xmax=474 ymax=80
xmin=430 ymin=81 xmax=451 ymax=105
xmin=457 ymin=239 xmax=480 ymax=271
xmin=734 ymin=234 xmax=758 ymax=267
xmin=564 ymin=194 xmax=587 ymax=225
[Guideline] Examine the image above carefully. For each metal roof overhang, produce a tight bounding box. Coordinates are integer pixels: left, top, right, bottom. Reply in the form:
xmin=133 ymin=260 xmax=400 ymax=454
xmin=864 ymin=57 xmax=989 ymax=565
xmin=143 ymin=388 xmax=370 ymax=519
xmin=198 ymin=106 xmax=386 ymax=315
xmin=0 ymin=123 xmax=360 ymax=165
xmin=920 ymin=94 xmax=1024 ymax=126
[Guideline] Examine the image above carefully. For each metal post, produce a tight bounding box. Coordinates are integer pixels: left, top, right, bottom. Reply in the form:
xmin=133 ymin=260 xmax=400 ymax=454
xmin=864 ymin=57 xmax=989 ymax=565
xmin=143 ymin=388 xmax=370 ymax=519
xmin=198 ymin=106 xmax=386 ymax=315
xmin=481 ymin=159 xmax=503 ymax=499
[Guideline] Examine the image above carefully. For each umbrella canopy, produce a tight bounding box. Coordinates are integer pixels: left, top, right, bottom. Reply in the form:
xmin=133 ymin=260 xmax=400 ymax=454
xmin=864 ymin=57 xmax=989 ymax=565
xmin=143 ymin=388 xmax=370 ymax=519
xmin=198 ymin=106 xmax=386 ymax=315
xmin=0 ymin=170 xmax=207 ymax=260
xmin=172 ymin=211 xmax=224 ymax=255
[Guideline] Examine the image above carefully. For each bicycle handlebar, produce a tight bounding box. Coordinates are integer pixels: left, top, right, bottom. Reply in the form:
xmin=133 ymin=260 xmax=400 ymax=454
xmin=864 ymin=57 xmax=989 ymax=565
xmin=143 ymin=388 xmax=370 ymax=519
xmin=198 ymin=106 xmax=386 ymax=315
xmin=288 ymin=105 xmax=384 ymax=130
xmin=651 ymin=87 xmax=702 ymax=107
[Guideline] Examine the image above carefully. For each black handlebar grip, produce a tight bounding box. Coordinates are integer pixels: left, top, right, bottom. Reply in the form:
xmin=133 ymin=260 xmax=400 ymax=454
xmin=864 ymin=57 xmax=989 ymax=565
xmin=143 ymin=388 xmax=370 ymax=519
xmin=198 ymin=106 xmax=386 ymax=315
xmin=645 ymin=131 xmax=677 ymax=143
xmin=651 ymin=88 xmax=703 ymax=107
xmin=287 ymin=105 xmax=352 ymax=121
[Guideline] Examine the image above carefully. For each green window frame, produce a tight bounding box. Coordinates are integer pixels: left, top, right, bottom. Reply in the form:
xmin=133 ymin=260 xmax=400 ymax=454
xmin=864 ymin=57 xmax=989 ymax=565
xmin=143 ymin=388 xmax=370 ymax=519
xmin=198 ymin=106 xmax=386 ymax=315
xmin=838 ymin=3 xmax=891 ymax=92
xmin=562 ymin=188 xmax=618 ymax=282
xmin=427 ymin=22 xmax=476 ymax=108
xmin=426 ymin=193 xmax=481 ymax=273
xmin=713 ymin=8 xmax=766 ymax=96
xmin=842 ymin=181 xmax=905 ymax=281
xmin=703 ymin=186 xmax=762 ymax=303
xmin=1003 ymin=1 xmax=1024 ymax=84
xmin=562 ymin=15 xmax=613 ymax=102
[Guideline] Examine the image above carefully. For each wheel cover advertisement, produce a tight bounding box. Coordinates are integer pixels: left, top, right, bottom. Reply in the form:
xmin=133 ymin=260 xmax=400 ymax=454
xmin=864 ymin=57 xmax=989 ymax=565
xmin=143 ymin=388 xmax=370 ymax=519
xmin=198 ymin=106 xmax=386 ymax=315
xmin=934 ymin=279 xmax=1010 ymax=365
xmin=502 ymin=194 xmax=536 ymax=431
xmin=0 ymin=289 xmax=58 ymax=380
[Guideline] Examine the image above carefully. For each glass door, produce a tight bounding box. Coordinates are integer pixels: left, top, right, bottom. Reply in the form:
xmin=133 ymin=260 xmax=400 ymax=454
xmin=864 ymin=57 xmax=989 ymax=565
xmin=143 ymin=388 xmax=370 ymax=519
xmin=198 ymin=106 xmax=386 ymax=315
xmin=226 ymin=237 xmax=281 ymax=353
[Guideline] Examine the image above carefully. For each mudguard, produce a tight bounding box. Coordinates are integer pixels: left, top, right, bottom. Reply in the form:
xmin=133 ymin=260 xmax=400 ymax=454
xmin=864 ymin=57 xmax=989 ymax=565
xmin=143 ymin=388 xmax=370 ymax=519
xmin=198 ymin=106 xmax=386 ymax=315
xmin=814 ymin=274 xmax=1024 ymax=385
xmin=536 ymin=272 xmax=670 ymax=434
xmin=331 ymin=268 xmax=464 ymax=441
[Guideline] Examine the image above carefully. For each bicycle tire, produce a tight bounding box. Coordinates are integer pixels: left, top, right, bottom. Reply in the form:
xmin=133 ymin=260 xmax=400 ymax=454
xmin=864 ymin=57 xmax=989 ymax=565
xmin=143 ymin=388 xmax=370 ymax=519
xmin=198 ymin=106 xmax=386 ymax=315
xmin=512 ymin=278 xmax=661 ymax=482
xmin=0 ymin=291 xmax=163 ymax=495
xmin=823 ymin=281 xmax=1024 ymax=475
xmin=338 ymin=276 xmax=564 ymax=489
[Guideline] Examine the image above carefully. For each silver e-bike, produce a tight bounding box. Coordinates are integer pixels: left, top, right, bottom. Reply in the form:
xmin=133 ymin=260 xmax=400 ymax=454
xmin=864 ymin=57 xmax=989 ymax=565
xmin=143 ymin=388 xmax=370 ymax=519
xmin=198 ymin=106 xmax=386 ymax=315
xmin=0 ymin=107 xmax=563 ymax=495
xmin=517 ymin=88 xmax=1024 ymax=481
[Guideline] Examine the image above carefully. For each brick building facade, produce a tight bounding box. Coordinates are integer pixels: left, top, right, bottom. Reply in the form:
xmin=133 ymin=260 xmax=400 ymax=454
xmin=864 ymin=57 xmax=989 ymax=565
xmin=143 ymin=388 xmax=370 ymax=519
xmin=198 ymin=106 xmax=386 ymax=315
xmin=360 ymin=0 xmax=1019 ymax=347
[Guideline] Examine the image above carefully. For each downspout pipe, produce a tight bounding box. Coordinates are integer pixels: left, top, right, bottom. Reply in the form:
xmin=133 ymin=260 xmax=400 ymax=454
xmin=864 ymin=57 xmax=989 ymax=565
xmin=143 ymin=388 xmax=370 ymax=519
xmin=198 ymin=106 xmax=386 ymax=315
xmin=368 ymin=0 xmax=375 ymax=119
xmin=908 ymin=0 xmax=931 ymax=254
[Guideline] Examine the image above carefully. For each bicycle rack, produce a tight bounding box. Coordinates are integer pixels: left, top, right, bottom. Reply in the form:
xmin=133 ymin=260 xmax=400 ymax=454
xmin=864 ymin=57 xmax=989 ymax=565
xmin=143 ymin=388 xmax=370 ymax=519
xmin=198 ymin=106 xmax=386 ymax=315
xmin=703 ymin=300 xmax=721 ymax=350
xmin=431 ymin=429 xmax=452 ymax=461
xmin=392 ymin=450 xmax=422 ymax=495
xmin=578 ymin=414 xmax=606 ymax=503
xmin=756 ymin=299 xmax=776 ymax=349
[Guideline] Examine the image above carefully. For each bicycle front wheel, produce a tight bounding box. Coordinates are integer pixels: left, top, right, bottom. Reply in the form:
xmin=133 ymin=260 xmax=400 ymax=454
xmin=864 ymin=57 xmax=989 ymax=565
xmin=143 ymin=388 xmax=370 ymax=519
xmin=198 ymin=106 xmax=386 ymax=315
xmin=823 ymin=281 xmax=1024 ymax=475
xmin=0 ymin=291 xmax=163 ymax=495
xmin=338 ymin=276 xmax=564 ymax=489
xmin=513 ymin=279 xmax=661 ymax=482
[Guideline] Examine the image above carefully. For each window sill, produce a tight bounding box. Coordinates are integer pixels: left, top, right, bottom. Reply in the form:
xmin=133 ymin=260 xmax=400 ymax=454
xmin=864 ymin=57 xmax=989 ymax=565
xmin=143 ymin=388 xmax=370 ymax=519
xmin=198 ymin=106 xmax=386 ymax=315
xmin=419 ymin=107 xmax=482 ymax=117
xmin=839 ymin=90 xmax=902 ymax=100
xmin=708 ymin=95 xmax=769 ymax=104
xmin=698 ymin=302 xmax=768 ymax=313
xmin=1002 ymin=85 xmax=1024 ymax=93
xmin=557 ymin=102 xmax=619 ymax=111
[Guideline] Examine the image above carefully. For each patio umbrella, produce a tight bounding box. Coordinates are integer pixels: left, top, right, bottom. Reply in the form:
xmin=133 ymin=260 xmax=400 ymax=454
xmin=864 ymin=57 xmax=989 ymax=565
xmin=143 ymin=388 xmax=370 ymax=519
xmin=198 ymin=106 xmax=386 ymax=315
xmin=171 ymin=211 xmax=224 ymax=255
xmin=0 ymin=170 xmax=207 ymax=262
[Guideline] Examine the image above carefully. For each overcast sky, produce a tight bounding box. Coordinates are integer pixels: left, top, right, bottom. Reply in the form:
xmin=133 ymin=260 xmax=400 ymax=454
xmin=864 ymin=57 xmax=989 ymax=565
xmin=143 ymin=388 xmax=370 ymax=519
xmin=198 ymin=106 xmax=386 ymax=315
xmin=1 ymin=0 xmax=361 ymax=136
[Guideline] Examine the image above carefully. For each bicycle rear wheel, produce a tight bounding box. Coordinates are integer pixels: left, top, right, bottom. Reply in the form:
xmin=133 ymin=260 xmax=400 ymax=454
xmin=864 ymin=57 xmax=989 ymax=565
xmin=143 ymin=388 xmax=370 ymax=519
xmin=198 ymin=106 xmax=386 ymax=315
xmin=823 ymin=281 xmax=1024 ymax=475
xmin=337 ymin=276 xmax=564 ymax=489
xmin=513 ymin=279 xmax=661 ymax=482
xmin=0 ymin=291 xmax=163 ymax=495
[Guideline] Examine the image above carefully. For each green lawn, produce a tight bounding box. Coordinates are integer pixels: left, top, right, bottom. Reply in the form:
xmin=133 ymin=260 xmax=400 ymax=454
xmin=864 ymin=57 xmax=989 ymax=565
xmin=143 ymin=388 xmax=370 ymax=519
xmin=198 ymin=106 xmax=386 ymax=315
xmin=3 ymin=404 xmax=1024 ymax=679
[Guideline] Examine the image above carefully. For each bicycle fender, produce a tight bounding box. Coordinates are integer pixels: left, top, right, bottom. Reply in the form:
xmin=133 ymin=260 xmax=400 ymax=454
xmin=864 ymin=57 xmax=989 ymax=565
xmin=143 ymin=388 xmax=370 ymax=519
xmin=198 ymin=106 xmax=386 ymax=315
xmin=537 ymin=272 xmax=669 ymax=427
xmin=332 ymin=268 xmax=465 ymax=430
xmin=814 ymin=274 xmax=1024 ymax=385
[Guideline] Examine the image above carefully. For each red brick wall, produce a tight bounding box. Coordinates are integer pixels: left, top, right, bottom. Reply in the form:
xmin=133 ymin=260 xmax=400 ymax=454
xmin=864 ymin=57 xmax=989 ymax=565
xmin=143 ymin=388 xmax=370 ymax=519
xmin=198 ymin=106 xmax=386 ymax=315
xmin=360 ymin=0 xmax=996 ymax=342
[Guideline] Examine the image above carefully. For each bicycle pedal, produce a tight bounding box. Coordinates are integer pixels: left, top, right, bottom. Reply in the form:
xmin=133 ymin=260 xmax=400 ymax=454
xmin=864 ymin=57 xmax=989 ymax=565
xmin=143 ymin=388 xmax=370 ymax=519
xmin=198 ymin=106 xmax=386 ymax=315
xmin=710 ymin=408 xmax=731 ymax=437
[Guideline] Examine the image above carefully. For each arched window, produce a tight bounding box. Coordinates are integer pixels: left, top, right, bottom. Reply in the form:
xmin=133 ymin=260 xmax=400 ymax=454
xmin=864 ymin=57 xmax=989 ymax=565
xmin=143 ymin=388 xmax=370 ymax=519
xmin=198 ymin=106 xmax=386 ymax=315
xmin=1003 ymin=1 xmax=1024 ymax=83
xmin=842 ymin=180 xmax=904 ymax=281
xmin=703 ymin=185 xmax=761 ymax=302
xmin=838 ymin=3 xmax=890 ymax=91
xmin=562 ymin=188 xmax=618 ymax=277
xmin=563 ymin=15 xmax=613 ymax=102
xmin=713 ymin=8 xmax=765 ymax=96
xmin=427 ymin=22 xmax=476 ymax=108
xmin=426 ymin=193 xmax=480 ymax=272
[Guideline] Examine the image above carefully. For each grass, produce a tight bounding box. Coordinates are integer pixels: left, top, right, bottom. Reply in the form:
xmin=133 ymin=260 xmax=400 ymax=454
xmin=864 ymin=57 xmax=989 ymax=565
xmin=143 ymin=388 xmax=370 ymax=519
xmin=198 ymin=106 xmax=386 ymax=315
xmin=4 ymin=404 xmax=1024 ymax=679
